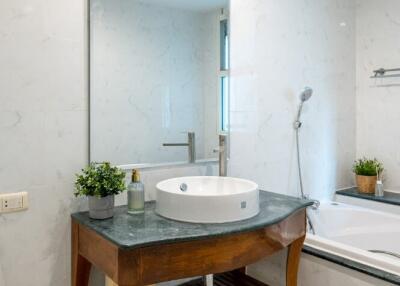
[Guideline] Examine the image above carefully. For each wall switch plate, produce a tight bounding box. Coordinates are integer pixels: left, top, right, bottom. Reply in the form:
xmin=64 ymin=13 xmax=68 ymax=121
xmin=0 ymin=192 xmax=28 ymax=213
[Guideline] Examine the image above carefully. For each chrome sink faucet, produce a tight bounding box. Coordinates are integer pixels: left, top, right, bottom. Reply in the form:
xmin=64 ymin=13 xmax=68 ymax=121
xmin=163 ymin=132 xmax=196 ymax=163
xmin=213 ymin=134 xmax=228 ymax=177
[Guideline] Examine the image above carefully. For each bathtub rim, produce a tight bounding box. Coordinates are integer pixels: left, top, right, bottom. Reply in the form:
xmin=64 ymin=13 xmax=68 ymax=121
xmin=302 ymin=243 xmax=400 ymax=285
xmin=305 ymin=202 xmax=400 ymax=285
xmin=305 ymin=234 xmax=400 ymax=273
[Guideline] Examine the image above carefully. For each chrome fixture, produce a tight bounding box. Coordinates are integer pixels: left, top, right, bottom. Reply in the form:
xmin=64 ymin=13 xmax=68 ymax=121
xmin=179 ymin=183 xmax=188 ymax=192
xmin=294 ymin=87 xmax=313 ymax=130
xmin=371 ymin=68 xmax=400 ymax=79
xmin=303 ymin=194 xmax=319 ymax=235
xmin=293 ymin=87 xmax=318 ymax=235
xmin=294 ymin=87 xmax=313 ymax=200
xmin=307 ymin=217 xmax=316 ymax=235
xmin=213 ymin=134 xmax=228 ymax=176
xmin=205 ymin=137 xmax=227 ymax=286
xmin=311 ymin=199 xmax=320 ymax=210
xmin=303 ymin=195 xmax=320 ymax=210
xmin=163 ymin=132 xmax=196 ymax=163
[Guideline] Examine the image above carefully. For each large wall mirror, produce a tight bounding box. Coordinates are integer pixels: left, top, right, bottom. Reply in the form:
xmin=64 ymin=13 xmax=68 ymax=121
xmin=89 ymin=0 xmax=230 ymax=167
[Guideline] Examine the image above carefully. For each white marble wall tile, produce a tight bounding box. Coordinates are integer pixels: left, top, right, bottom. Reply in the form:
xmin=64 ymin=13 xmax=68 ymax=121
xmin=0 ymin=1 xmax=217 ymax=286
xmin=229 ymin=0 xmax=356 ymax=201
xmin=90 ymin=0 xmax=220 ymax=165
xmin=0 ymin=0 xmax=88 ymax=285
xmin=3 ymin=0 xmax=398 ymax=285
xmin=229 ymin=0 xmax=357 ymax=284
xmin=355 ymin=0 xmax=400 ymax=189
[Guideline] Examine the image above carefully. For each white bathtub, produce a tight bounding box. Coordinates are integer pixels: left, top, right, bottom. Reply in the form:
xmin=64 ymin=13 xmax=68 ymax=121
xmin=306 ymin=202 xmax=400 ymax=277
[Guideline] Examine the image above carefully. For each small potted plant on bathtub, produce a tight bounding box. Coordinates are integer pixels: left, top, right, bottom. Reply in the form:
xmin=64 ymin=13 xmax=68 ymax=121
xmin=74 ymin=162 xmax=126 ymax=219
xmin=353 ymin=158 xmax=383 ymax=194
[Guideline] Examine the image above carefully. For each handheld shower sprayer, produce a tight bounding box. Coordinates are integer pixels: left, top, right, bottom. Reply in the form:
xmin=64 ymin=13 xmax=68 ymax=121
xmin=294 ymin=87 xmax=313 ymax=130
xmin=294 ymin=87 xmax=318 ymax=233
xmin=294 ymin=87 xmax=314 ymax=198
xmin=300 ymin=87 xmax=313 ymax=102
xmin=294 ymin=87 xmax=314 ymax=194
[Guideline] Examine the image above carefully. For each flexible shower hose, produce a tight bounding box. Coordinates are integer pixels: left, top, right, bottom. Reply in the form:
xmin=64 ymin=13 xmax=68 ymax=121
xmin=296 ymin=128 xmax=316 ymax=235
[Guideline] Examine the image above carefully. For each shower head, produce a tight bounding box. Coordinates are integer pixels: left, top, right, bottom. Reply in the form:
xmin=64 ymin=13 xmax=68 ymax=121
xmin=294 ymin=87 xmax=313 ymax=129
xmin=300 ymin=87 xmax=313 ymax=102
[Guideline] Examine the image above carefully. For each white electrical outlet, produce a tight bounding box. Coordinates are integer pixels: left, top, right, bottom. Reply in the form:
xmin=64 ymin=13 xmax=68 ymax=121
xmin=0 ymin=192 xmax=28 ymax=213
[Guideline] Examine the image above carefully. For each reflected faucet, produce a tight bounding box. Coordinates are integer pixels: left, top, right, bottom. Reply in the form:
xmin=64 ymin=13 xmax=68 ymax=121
xmin=213 ymin=134 xmax=228 ymax=177
xmin=163 ymin=132 xmax=196 ymax=163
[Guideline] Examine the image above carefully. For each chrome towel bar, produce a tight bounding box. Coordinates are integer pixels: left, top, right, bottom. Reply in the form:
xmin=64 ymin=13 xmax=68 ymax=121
xmin=371 ymin=68 xmax=400 ymax=78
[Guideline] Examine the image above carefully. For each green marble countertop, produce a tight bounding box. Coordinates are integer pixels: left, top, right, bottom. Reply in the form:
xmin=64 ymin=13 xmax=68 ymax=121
xmin=71 ymin=190 xmax=312 ymax=250
xmin=336 ymin=187 xmax=400 ymax=206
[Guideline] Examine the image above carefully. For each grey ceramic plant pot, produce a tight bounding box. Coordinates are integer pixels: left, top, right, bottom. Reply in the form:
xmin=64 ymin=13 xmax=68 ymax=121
xmin=88 ymin=195 xmax=115 ymax=219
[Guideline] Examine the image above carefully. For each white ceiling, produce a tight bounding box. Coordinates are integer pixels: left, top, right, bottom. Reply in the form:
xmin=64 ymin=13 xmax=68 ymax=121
xmin=139 ymin=0 xmax=229 ymax=12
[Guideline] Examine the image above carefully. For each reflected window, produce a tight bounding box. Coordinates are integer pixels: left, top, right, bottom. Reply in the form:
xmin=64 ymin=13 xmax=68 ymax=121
xmin=220 ymin=76 xmax=229 ymax=132
xmin=220 ymin=19 xmax=229 ymax=71
xmin=219 ymin=14 xmax=229 ymax=132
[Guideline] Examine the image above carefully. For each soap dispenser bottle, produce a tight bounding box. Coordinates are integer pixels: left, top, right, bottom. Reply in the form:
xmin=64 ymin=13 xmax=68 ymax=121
xmin=375 ymin=179 xmax=384 ymax=197
xmin=127 ymin=169 xmax=145 ymax=214
xmin=375 ymin=168 xmax=384 ymax=197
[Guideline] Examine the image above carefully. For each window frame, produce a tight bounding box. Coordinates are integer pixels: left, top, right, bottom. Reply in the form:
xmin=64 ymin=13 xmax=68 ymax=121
xmin=218 ymin=11 xmax=230 ymax=134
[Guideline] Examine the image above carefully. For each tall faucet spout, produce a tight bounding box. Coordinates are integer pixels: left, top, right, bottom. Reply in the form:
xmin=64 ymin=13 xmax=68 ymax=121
xmin=213 ymin=135 xmax=228 ymax=177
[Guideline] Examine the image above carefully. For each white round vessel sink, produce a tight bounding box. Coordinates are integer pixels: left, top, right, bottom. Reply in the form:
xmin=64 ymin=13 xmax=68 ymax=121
xmin=155 ymin=176 xmax=259 ymax=223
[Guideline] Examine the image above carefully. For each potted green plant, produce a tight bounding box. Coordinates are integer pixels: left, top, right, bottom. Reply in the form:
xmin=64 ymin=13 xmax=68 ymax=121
xmin=74 ymin=162 xmax=126 ymax=219
xmin=353 ymin=158 xmax=383 ymax=194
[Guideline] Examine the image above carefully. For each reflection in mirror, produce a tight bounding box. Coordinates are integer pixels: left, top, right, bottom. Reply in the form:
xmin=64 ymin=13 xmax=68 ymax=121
xmin=90 ymin=0 xmax=230 ymax=166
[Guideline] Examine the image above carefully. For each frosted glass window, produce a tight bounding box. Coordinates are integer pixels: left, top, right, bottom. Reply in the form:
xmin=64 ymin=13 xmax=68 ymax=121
xmin=219 ymin=17 xmax=229 ymax=132
xmin=221 ymin=76 xmax=229 ymax=132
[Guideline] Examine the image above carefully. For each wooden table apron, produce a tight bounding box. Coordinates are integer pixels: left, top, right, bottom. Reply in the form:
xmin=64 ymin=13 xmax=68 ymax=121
xmin=71 ymin=209 xmax=306 ymax=286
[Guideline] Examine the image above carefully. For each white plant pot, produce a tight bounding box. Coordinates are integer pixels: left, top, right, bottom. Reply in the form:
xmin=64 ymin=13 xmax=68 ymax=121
xmin=88 ymin=195 xmax=115 ymax=219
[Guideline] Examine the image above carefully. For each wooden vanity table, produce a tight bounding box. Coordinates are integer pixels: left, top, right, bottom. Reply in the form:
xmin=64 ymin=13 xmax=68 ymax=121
xmin=71 ymin=191 xmax=311 ymax=286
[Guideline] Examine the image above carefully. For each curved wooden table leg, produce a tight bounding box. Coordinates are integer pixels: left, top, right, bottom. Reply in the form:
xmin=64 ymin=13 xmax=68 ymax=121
xmin=105 ymin=276 xmax=118 ymax=286
xmin=72 ymin=221 xmax=92 ymax=286
xmin=286 ymin=235 xmax=305 ymax=286
xmin=106 ymin=276 xmax=156 ymax=286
